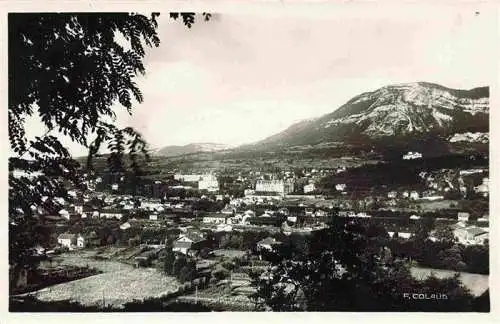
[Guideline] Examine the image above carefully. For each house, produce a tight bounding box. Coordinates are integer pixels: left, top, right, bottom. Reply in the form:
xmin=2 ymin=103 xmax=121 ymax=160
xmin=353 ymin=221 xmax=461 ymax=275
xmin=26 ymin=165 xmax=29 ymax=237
xmin=215 ymin=224 xmax=233 ymax=232
xmin=221 ymin=205 xmax=236 ymax=215
xmin=304 ymin=183 xmax=316 ymax=194
xmin=58 ymin=209 xmax=70 ymax=220
xmin=335 ymin=184 xmax=346 ymax=192
xmin=256 ymin=237 xmax=282 ymax=251
xmin=149 ymin=214 xmax=158 ymax=221
xmin=141 ymin=200 xmax=163 ymax=211
xmin=172 ymin=232 xmax=207 ymax=255
xmin=120 ymin=222 xmax=132 ymax=230
xmin=315 ymin=209 xmax=328 ymax=217
xmin=111 ymin=183 xmax=119 ymax=191
xmin=57 ymin=233 xmax=76 ymax=248
xmin=409 ymin=191 xmax=420 ymax=200
xmin=244 ymin=210 xmax=256 ymax=218
xmin=387 ymin=191 xmax=397 ymax=199
xmin=244 ymin=189 xmax=256 ymax=196
xmin=403 ymin=152 xmax=422 ymax=160
xmin=100 ymin=210 xmax=123 ymax=220
xmin=76 ymin=235 xmax=86 ymax=248
xmin=474 ymin=177 xmax=489 ymax=197
xmin=477 ymin=214 xmax=489 ymax=223
xmin=74 ymin=205 xmax=84 ymax=215
xmin=202 ymin=213 xmax=228 ymax=224
xmin=304 ymin=208 xmax=314 ymax=217
xmin=458 ymin=212 xmax=470 ymax=222
xmin=388 ymin=232 xmax=412 ymax=239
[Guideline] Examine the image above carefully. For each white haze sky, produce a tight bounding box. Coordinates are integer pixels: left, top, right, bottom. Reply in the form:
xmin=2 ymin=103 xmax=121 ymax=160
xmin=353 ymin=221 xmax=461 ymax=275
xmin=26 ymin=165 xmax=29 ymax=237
xmin=22 ymin=6 xmax=496 ymax=157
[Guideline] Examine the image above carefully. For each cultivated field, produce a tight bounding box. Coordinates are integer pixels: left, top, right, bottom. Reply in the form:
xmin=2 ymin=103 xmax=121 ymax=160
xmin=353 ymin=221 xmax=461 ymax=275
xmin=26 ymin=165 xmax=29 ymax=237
xmin=410 ymin=267 xmax=489 ymax=297
xmin=27 ymin=252 xmax=180 ymax=308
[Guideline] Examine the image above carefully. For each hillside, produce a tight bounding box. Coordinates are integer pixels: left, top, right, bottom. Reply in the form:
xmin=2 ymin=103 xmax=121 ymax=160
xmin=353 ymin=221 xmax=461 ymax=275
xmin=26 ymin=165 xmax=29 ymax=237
xmin=151 ymin=143 xmax=232 ymax=157
xmin=256 ymin=82 xmax=489 ymax=149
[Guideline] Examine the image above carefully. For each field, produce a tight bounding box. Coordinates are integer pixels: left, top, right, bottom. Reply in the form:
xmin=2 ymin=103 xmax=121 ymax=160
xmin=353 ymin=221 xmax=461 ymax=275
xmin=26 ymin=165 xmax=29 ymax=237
xmin=25 ymin=252 xmax=180 ymax=308
xmin=415 ymin=200 xmax=458 ymax=211
xmin=211 ymin=249 xmax=247 ymax=258
xmin=410 ymin=267 xmax=489 ymax=297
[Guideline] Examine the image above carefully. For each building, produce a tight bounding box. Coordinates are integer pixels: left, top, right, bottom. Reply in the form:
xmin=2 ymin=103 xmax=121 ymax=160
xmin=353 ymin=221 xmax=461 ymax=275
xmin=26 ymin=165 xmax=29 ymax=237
xmin=244 ymin=189 xmax=256 ymax=196
xmin=198 ymin=174 xmax=219 ymax=192
xmin=149 ymin=214 xmax=158 ymax=221
xmin=387 ymin=191 xmax=397 ymax=199
xmin=74 ymin=205 xmax=84 ymax=215
xmin=76 ymin=235 xmax=86 ymax=248
xmin=454 ymin=226 xmax=489 ymax=245
xmin=141 ymin=200 xmax=163 ymax=211
xmin=221 ymin=205 xmax=236 ymax=215
xmin=57 ymin=233 xmax=76 ymax=248
xmin=120 ymin=222 xmax=132 ymax=230
xmin=303 ymin=183 xmax=316 ymax=194
xmin=172 ymin=232 xmax=207 ymax=255
xmin=256 ymin=237 xmax=282 ymax=251
xmin=388 ymin=232 xmax=413 ymax=239
xmin=255 ymin=179 xmax=294 ymax=196
xmin=335 ymin=184 xmax=346 ymax=192
xmin=100 ymin=210 xmax=123 ymax=220
xmin=474 ymin=177 xmax=489 ymax=197
xmin=202 ymin=213 xmax=228 ymax=224
xmin=403 ymin=152 xmax=423 ymax=160
xmin=409 ymin=191 xmax=420 ymax=200
xmin=174 ymin=174 xmax=203 ymax=183
xmin=58 ymin=209 xmax=70 ymax=220
xmin=458 ymin=212 xmax=470 ymax=222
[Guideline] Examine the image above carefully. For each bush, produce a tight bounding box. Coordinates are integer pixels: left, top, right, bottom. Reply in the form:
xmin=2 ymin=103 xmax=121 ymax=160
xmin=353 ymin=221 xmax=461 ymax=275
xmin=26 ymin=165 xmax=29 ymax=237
xmin=213 ymin=268 xmax=230 ymax=281
xmin=221 ymin=261 xmax=236 ymax=271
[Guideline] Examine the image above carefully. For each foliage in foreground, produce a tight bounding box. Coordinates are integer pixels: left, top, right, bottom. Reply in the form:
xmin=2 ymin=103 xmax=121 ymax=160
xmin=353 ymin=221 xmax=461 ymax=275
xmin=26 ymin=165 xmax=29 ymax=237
xmin=249 ymin=218 xmax=487 ymax=312
xmin=9 ymin=12 xmax=209 ymax=289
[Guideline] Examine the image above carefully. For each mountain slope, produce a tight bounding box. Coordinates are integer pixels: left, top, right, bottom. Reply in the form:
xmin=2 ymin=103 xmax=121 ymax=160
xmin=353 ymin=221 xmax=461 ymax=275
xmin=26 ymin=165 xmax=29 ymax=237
xmin=152 ymin=143 xmax=232 ymax=157
xmin=257 ymin=82 xmax=489 ymax=148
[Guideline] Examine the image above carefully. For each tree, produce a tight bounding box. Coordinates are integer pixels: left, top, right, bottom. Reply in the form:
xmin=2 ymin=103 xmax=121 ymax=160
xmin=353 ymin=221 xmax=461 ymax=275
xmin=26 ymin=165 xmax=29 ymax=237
xmin=163 ymin=249 xmax=176 ymax=275
xmin=9 ymin=12 xmax=210 ymax=288
xmin=251 ymin=218 xmax=476 ymax=311
xmin=178 ymin=260 xmax=197 ymax=284
xmin=172 ymin=254 xmax=187 ymax=277
xmin=433 ymin=225 xmax=457 ymax=245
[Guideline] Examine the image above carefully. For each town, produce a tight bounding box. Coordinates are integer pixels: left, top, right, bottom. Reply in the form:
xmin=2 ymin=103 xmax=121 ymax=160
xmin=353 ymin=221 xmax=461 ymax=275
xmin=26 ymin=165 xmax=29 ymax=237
xmin=8 ymin=10 xmax=492 ymax=314
xmin=11 ymin=149 xmax=490 ymax=311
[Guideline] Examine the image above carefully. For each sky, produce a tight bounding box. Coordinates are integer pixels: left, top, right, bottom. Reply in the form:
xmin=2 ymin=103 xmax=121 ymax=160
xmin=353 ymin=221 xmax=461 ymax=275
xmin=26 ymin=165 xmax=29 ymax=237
xmin=23 ymin=5 xmax=497 ymax=157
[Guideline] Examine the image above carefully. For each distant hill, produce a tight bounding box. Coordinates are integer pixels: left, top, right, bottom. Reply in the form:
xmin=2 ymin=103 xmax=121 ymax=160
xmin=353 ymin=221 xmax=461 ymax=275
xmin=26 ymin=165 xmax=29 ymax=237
xmin=151 ymin=143 xmax=232 ymax=157
xmin=255 ymin=82 xmax=489 ymax=149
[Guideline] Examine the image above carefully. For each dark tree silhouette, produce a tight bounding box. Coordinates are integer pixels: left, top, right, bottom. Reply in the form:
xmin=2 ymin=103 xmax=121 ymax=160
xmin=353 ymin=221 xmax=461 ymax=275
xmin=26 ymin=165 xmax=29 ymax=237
xmin=250 ymin=219 xmax=478 ymax=311
xmin=8 ymin=12 xmax=210 ymax=289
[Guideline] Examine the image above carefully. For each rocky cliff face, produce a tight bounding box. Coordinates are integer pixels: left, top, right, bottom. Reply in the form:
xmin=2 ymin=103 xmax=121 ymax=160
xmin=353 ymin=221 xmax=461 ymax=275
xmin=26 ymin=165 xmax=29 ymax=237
xmin=258 ymin=82 xmax=489 ymax=147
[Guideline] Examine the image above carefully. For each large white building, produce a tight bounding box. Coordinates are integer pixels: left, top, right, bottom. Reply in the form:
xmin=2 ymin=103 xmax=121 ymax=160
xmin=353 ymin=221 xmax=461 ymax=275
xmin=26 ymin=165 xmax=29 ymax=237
xmin=174 ymin=174 xmax=203 ymax=182
xmin=255 ymin=179 xmax=294 ymax=195
xmin=198 ymin=174 xmax=219 ymax=192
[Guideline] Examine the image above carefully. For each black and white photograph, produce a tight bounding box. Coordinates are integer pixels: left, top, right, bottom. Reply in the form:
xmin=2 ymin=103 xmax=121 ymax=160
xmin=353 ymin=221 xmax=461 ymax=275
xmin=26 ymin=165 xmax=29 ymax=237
xmin=7 ymin=3 xmax=495 ymax=314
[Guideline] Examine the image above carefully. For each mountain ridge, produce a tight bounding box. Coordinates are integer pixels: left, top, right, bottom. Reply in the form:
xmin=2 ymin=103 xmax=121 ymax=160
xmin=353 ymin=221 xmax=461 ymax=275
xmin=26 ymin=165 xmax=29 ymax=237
xmin=255 ymin=82 xmax=489 ymax=149
xmin=151 ymin=142 xmax=232 ymax=157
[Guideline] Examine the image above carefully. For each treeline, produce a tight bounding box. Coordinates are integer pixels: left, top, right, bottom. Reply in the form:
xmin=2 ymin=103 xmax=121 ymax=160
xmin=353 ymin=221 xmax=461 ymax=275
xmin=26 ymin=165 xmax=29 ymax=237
xmin=319 ymin=153 xmax=488 ymax=192
xmin=249 ymin=218 xmax=490 ymax=312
